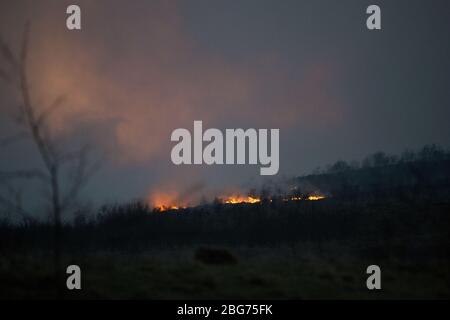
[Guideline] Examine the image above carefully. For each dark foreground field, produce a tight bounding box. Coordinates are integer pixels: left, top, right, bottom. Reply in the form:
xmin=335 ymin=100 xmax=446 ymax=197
xmin=2 ymin=244 xmax=449 ymax=299
xmin=1 ymin=198 xmax=449 ymax=299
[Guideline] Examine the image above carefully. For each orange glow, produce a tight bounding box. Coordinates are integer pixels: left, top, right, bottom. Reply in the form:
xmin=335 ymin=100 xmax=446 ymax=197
xmin=281 ymin=195 xmax=326 ymax=202
xmin=149 ymin=191 xmax=186 ymax=212
xmin=222 ymin=196 xmax=261 ymax=204
xmin=307 ymin=195 xmax=325 ymax=201
xmin=157 ymin=205 xmax=184 ymax=211
xmin=149 ymin=190 xmax=325 ymax=211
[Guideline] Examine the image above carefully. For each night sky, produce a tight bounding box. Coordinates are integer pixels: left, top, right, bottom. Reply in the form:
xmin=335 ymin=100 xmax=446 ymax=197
xmin=1 ymin=0 xmax=450 ymax=212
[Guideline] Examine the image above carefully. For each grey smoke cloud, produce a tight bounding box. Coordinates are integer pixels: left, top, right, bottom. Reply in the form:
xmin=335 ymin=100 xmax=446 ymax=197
xmin=1 ymin=0 xmax=450 ymax=209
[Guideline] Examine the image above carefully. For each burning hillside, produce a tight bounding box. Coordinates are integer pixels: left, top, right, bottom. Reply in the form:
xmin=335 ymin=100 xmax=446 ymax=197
xmin=149 ymin=191 xmax=187 ymax=212
xmin=222 ymin=196 xmax=261 ymax=204
xmin=149 ymin=191 xmax=326 ymax=212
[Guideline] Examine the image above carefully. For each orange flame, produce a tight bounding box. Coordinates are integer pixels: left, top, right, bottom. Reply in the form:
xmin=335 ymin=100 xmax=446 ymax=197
xmin=283 ymin=195 xmax=325 ymax=201
xmin=307 ymin=195 xmax=325 ymax=201
xmin=149 ymin=190 xmax=325 ymax=211
xmin=222 ymin=196 xmax=261 ymax=204
xmin=149 ymin=191 xmax=186 ymax=212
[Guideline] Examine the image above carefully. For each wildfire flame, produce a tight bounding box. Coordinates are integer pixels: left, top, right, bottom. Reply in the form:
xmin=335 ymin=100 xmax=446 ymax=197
xmin=149 ymin=191 xmax=187 ymax=212
xmin=156 ymin=205 xmax=184 ymax=211
xmin=149 ymin=191 xmax=325 ymax=211
xmin=307 ymin=195 xmax=325 ymax=201
xmin=222 ymin=196 xmax=261 ymax=204
xmin=283 ymin=195 xmax=325 ymax=201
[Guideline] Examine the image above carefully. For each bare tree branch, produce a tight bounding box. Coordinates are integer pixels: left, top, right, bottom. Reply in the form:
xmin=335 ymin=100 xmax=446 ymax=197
xmin=0 ymin=21 xmax=103 ymax=270
xmin=61 ymin=146 xmax=103 ymax=211
xmin=16 ymin=24 xmax=58 ymax=173
xmin=0 ymin=21 xmax=102 ymax=289
xmin=0 ymin=190 xmax=34 ymax=222
xmin=0 ymin=35 xmax=19 ymax=70
xmin=0 ymin=168 xmax=49 ymax=183
xmin=36 ymin=95 xmax=66 ymax=128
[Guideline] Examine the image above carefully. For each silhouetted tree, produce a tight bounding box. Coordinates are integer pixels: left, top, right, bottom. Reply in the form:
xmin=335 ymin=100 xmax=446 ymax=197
xmin=0 ymin=23 xmax=100 ymax=291
xmin=418 ymin=144 xmax=446 ymax=162
xmin=327 ymin=160 xmax=351 ymax=173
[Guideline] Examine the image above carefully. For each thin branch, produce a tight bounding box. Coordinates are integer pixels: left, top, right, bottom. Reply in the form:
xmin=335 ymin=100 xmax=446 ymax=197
xmin=0 ymin=168 xmax=49 ymax=183
xmin=58 ymin=144 xmax=89 ymax=164
xmin=0 ymin=192 xmax=34 ymax=222
xmin=1 ymin=22 xmax=100 ymax=224
xmin=36 ymin=95 xmax=66 ymax=128
xmin=7 ymin=106 xmax=27 ymax=126
xmin=18 ymin=22 xmax=57 ymax=172
xmin=61 ymin=148 xmax=103 ymax=211
xmin=0 ymin=34 xmax=19 ymax=70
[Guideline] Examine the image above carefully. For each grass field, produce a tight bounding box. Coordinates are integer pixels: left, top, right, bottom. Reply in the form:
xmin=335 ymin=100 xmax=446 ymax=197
xmin=1 ymin=188 xmax=449 ymax=299
xmin=2 ymin=240 xmax=449 ymax=299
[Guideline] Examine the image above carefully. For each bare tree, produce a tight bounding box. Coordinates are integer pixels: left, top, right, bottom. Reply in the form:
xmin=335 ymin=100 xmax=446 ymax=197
xmin=0 ymin=22 xmax=100 ymax=289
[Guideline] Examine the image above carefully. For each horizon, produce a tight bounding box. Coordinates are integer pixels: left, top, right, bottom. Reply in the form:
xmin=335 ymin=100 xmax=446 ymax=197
xmin=1 ymin=0 xmax=450 ymax=214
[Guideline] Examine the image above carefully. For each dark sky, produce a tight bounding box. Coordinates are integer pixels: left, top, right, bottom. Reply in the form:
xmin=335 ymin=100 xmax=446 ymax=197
xmin=1 ymin=0 xmax=450 ymax=211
